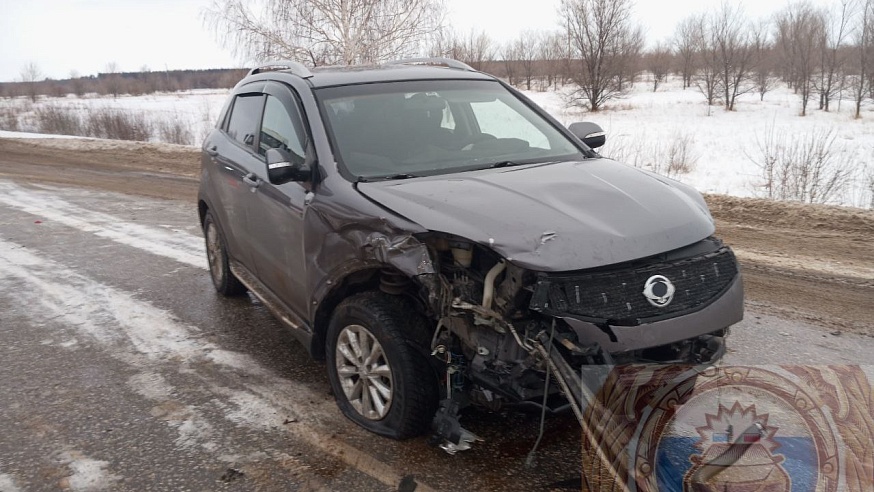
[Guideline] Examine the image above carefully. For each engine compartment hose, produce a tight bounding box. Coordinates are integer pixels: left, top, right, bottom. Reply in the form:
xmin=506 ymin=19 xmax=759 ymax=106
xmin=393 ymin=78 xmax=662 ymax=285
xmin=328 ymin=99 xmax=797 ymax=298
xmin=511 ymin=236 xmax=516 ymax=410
xmin=481 ymin=260 xmax=506 ymax=310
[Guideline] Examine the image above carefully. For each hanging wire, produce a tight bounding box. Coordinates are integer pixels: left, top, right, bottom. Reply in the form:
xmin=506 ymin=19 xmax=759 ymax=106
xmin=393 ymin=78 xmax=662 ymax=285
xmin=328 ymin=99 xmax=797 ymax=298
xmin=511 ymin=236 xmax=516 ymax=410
xmin=525 ymin=319 xmax=557 ymax=467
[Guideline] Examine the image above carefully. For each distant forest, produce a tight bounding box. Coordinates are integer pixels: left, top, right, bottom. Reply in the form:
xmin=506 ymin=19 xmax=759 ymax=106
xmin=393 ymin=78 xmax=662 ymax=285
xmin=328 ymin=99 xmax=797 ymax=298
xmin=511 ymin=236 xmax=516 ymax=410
xmin=0 ymin=68 xmax=249 ymax=99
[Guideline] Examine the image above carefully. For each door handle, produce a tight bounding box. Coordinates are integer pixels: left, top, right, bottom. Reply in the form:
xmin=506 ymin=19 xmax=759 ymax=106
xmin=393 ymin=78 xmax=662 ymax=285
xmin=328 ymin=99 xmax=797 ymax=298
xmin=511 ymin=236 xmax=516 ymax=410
xmin=242 ymin=173 xmax=261 ymax=189
xmin=206 ymin=145 xmax=218 ymax=156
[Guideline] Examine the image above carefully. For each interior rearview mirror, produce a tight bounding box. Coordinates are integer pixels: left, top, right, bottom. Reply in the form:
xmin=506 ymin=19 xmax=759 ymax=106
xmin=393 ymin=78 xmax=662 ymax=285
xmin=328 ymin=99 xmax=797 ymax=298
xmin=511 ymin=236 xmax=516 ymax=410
xmin=265 ymin=147 xmax=311 ymax=184
xmin=568 ymin=122 xmax=606 ymax=149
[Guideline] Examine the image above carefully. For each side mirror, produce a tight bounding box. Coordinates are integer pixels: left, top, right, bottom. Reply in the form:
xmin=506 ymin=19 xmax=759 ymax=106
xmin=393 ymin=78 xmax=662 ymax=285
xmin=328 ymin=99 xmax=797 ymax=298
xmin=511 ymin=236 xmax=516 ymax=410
xmin=265 ymin=147 xmax=311 ymax=184
xmin=568 ymin=122 xmax=606 ymax=149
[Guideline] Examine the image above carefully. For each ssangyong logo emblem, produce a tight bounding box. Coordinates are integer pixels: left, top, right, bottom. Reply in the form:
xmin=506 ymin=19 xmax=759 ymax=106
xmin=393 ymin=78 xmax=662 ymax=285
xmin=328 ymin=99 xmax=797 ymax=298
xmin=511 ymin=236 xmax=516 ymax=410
xmin=643 ymin=275 xmax=675 ymax=307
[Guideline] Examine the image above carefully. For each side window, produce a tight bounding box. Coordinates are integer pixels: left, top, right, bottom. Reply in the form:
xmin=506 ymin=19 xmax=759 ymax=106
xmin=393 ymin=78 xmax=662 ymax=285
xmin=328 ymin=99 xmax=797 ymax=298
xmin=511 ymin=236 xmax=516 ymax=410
xmin=469 ymin=98 xmax=550 ymax=149
xmin=226 ymin=94 xmax=264 ymax=148
xmin=259 ymin=95 xmax=306 ymax=161
xmin=441 ymin=104 xmax=456 ymax=131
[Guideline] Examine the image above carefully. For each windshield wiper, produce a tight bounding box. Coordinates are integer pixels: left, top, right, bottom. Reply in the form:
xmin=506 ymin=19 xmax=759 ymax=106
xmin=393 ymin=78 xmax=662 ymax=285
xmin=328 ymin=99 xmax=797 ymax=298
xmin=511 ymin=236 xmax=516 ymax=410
xmin=358 ymin=173 xmax=420 ymax=182
xmin=489 ymin=160 xmax=518 ymax=168
xmin=488 ymin=159 xmax=560 ymax=170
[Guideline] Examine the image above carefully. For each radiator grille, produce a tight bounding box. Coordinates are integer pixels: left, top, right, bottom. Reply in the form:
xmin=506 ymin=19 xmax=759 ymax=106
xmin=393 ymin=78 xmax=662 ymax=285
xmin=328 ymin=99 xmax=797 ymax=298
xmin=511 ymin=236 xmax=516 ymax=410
xmin=529 ymin=247 xmax=738 ymax=325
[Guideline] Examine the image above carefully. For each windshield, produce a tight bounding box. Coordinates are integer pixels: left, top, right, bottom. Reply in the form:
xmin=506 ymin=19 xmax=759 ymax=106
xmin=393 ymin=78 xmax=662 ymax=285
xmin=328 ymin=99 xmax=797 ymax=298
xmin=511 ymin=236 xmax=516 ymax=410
xmin=316 ymin=80 xmax=585 ymax=180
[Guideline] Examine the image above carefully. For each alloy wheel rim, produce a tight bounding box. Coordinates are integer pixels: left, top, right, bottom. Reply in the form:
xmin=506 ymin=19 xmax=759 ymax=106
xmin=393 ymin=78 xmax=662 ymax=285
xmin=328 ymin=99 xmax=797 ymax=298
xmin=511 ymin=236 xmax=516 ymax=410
xmin=335 ymin=324 xmax=393 ymax=420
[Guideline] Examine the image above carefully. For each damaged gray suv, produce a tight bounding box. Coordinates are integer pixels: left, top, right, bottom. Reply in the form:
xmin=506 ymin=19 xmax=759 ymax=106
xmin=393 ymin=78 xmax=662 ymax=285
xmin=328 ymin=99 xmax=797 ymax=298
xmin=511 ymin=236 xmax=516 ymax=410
xmin=198 ymin=58 xmax=743 ymax=451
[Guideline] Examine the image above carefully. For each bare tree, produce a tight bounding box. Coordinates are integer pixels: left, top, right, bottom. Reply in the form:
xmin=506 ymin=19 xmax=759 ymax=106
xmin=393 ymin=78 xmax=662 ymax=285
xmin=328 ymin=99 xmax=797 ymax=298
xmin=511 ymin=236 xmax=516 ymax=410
xmin=646 ymin=41 xmax=672 ymax=92
xmin=501 ymin=42 xmax=519 ymax=86
xmin=462 ymin=30 xmax=495 ymax=71
xmin=538 ymin=31 xmax=570 ymax=90
xmin=515 ymin=30 xmax=541 ymax=90
xmin=751 ymin=20 xmax=777 ymax=101
xmin=775 ymin=2 xmax=825 ymax=116
xmin=853 ymin=0 xmax=874 ymax=118
xmin=815 ymin=0 xmax=854 ymax=111
xmin=712 ymin=3 xmax=756 ymax=111
xmin=674 ymin=16 xmax=699 ymax=90
xmin=693 ymin=14 xmax=722 ymax=108
xmin=615 ymin=25 xmax=644 ymax=92
xmin=204 ymin=0 xmax=444 ymax=66
xmin=432 ymin=29 xmax=494 ymax=71
xmin=69 ymin=70 xmax=86 ymax=98
xmin=20 ymin=62 xmax=42 ymax=102
xmin=103 ymin=62 xmax=123 ymax=99
xmin=427 ymin=28 xmax=458 ymax=59
xmin=560 ymin=0 xmax=641 ymax=111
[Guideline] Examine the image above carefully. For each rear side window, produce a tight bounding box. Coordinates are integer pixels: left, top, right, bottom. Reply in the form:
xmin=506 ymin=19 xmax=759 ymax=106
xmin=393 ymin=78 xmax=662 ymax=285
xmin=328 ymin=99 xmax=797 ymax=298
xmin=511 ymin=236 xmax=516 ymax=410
xmin=259 ymin=95 xmax=306 ymax=161
xmin=226 ymin=94 xmax=264 ymax=148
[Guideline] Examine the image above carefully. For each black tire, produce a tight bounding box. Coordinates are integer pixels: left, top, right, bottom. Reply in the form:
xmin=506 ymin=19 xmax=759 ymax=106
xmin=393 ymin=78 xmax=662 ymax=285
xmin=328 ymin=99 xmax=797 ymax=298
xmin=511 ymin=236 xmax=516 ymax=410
xmin=203 ymin=210 xmax=247 ymax=296
xmin=326 ymin=291 xmax=439 ymax=439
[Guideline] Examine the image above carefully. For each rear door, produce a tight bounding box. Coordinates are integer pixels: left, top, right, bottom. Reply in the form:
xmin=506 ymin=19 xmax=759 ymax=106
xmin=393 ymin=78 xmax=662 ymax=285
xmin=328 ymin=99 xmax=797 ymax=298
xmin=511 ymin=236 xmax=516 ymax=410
xmin=245 ymin=82 xmax=311 ymax=316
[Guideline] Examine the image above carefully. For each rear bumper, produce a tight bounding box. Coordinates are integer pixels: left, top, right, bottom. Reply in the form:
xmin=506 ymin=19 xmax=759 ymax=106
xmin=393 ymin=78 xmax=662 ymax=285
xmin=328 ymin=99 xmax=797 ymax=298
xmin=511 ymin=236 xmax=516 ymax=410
xmin=561 ymin=274 xmax=743 ymax=354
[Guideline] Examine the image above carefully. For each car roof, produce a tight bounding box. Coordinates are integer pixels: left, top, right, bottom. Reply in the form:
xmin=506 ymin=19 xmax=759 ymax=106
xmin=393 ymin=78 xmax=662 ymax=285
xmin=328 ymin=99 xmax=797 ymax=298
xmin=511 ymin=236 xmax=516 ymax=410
xmin=267 ymin=63 xmax=496 ymax=88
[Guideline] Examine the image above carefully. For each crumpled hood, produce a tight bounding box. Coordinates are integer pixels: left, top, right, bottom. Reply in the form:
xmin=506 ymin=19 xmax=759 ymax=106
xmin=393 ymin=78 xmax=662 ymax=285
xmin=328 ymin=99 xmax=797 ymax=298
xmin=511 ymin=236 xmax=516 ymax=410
xmin=356 ymin=159 xmax=715 ymax=272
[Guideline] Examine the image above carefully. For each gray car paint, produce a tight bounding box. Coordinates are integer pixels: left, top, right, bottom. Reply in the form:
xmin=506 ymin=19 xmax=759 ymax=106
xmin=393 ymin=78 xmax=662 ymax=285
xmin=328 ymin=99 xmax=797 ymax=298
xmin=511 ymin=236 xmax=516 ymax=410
xmin=357 ymin=158 xmax=716 ymax=272
xmin=200 ymin=65 xmax=741 ymax=361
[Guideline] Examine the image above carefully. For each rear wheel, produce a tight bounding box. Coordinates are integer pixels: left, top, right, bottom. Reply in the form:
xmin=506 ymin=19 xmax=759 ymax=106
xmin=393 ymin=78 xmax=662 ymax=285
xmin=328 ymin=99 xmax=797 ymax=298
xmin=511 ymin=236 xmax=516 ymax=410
xmin=326 ymin=292 xmax=438 ymax=439
xmin=203 ymin=210 xmax=246 ymax=296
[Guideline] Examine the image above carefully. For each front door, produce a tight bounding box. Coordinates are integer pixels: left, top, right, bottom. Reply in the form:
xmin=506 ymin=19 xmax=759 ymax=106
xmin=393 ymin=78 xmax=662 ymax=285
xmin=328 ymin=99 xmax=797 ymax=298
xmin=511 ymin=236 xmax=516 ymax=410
xmin=245 ymin=84 xmax=311 ymax=317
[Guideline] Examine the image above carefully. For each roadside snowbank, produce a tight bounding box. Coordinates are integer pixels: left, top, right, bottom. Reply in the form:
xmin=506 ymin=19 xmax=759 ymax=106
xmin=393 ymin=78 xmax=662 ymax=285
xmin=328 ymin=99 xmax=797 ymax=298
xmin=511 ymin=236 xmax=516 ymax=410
xmin=0 ymin=131 xmax=198 ymax=153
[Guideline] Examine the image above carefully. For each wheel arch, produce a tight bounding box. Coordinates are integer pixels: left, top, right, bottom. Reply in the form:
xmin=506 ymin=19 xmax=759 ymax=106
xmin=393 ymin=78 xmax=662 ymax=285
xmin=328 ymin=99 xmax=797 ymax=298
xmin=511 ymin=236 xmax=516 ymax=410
xmin=198 ymin=199 xmax=209 ymax=227
xmin=310 ymin=265 xmax=434 ymax=360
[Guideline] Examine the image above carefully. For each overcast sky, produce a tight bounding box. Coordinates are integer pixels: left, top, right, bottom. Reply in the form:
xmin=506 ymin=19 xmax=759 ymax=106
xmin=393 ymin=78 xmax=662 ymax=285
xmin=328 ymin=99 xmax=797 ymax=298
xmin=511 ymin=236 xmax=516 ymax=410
xmin=0 ymin=0 xmax=840 ymax=82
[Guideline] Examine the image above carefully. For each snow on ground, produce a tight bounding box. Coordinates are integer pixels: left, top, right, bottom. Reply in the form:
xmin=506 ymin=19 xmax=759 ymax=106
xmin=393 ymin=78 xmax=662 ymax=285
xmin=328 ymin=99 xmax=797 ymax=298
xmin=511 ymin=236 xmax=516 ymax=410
xmin=0 ymin=88 xmax=229 ymax=145
xmin=522 ymin=77 xmax=874 ymax=208
xmin=0 ymin=129 xmax=86 ymax=139
xmin=56 ymin=453 xmax=122 ymax=491
xmin=0 ymin=181 xmax=206 ymax=269
xmin=2 ymin=79 xmax=872 ymax=207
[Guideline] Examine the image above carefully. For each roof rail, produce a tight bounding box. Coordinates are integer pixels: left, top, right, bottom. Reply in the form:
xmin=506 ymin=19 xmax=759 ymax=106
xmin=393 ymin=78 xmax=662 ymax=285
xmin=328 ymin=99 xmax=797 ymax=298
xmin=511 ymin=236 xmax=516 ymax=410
xmin=387 ymin=57 xmax=476 ymax=72
xmin=247 ymin=60 xmax=313 ymax=79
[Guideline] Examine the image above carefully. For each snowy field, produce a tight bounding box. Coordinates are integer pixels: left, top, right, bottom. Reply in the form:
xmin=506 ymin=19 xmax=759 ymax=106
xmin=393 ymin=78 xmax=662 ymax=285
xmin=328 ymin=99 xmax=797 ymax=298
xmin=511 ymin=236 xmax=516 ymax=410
xmin=525 ymin=78 xmax=874 ymax=209
xmin=2 ymin=78 xmax=873 ymax=208
xmin=0 ymin=88 xmax=230 ymax=146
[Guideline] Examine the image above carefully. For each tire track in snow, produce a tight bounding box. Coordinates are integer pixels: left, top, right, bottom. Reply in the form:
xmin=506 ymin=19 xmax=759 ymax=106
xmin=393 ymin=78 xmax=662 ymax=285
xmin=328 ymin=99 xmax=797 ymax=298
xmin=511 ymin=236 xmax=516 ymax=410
xmin=0 ymin=239 xmax=435 ymax=492
xmin=0 ymin=181 xmax=205 ymax=270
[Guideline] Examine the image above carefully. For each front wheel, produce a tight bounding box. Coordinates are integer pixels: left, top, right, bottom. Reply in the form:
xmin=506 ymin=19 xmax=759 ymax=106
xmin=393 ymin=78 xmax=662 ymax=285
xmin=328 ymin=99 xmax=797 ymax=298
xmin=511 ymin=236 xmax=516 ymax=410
xmin=325 ymin=292 xmax=438 ymax=439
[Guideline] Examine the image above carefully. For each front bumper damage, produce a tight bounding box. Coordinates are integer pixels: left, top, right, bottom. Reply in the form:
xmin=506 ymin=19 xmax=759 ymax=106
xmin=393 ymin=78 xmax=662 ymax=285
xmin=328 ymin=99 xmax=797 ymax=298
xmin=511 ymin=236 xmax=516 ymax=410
xmin=430 ymin=271 xmax=743 ymax=455
xmin=563 ymin=275 xmax=743 ymax=358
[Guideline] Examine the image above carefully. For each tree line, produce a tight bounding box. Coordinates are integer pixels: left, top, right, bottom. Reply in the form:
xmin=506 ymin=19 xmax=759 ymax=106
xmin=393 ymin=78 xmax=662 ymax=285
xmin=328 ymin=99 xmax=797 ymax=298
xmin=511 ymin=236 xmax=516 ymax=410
xmin=1 ymin=66 xmax=247 ymax=101
xmin=202 ymin=0 xmax=874 ymax=117
xmin=438 ymin=0 xmax=873 ymax=117
xmin=6 ymin=0 xmax=874 ymax=119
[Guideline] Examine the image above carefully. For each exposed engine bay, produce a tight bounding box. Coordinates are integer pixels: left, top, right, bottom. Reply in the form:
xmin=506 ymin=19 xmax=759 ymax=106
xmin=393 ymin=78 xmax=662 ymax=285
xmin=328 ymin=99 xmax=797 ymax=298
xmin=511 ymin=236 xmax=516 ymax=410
xmin=406 ymin=233 xmax=735 ymax=453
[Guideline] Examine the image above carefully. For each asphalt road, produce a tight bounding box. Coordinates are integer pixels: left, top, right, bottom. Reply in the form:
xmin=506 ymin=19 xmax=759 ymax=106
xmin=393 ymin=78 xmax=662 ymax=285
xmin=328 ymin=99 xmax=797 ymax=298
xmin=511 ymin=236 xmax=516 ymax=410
xmin=1 ymin=180 xmax=872 ymax=491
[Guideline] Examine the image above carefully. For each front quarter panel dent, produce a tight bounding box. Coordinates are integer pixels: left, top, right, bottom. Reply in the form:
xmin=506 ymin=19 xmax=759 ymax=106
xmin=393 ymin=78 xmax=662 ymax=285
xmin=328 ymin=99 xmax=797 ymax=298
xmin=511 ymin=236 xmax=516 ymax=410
xmin=306 ymin=199 xmax=434 ymax=321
